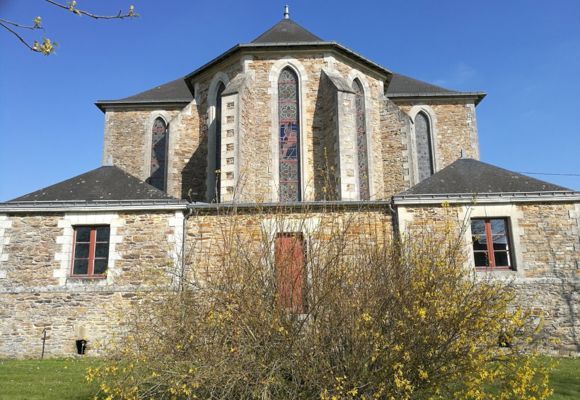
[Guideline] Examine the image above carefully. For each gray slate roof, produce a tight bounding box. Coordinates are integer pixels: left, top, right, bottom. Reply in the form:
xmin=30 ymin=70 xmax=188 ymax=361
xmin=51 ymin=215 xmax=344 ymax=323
xmin=387 ymin=73 xmax=456 ymax=95
xmin=95 ymin=78 xmax=193 ymax=110
xmin=9 ymin=166 xmax=177 ymax=202
xmin=96 ymin=19 xmax=483 ymax=109
xmin=252 ymin=19 xmax=323 ymax=43
xmin=400 ymin=158 xmax=571 ymax=196
xmin=386 ymin=73 xmax=485 ymax=104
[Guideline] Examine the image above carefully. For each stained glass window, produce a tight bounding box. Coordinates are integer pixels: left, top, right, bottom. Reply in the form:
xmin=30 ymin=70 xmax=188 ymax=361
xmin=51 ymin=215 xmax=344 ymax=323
xmin=353 ymin=79 xmax=370 ymax=200
xmin=213 ymin=82 xmax=226 ymax=202
xmin=278 ymin=68 xmax=301 ymax=202
xmin=150 ymin=117 xmax=168 ymax=191
xmin=415 ymin=112 xmax=434 ymax=182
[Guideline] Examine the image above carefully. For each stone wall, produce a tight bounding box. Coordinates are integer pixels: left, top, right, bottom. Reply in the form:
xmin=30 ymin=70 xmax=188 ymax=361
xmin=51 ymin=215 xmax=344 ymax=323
xmin=185 ymin=205 xmax=394 ymax=284
xmin=0 ymin=210 xmax=182 ymax=358
xmin=380 ymin=99 xmax=412 ymax=197
xmin=103 ymin=108 xmax=181 ymax=182
xmin=101 ymin=53 xmax=485 ymax=203
xmin=1 ymin=201 xmax=577 ymax=357
xmin=312 ymin=71 xmax=340 ymax=200
xmin=191 ymin=58 xmax=244 ymax=202
xmin=396 ymin=201 xmax=580 ymax=354
xmin=397 ymin=102 xmax=480 ymax=179
xmin=217 ymin=52 xmax=389 ymax=202
xmin=166 ymin=102 xmax=202 ymax=200
xmin=517 ymin=203 xmax=580 ymax=278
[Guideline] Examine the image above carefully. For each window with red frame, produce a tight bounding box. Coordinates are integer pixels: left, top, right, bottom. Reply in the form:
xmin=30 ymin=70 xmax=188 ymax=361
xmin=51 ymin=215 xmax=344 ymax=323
xmin=71 ymin=226 xmax=110 ymax=277
xmin=471 ymin=218 xmax=513 ymax=269
xmin=274 ymin=233 xmax=307 ymax=313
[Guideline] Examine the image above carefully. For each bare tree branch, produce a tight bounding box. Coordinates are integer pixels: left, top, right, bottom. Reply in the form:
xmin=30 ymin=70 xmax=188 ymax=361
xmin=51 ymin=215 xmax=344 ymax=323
xmin=1 ymin=1 xmax=137 ymax=55
xmin=0 ymin=17 xmax=40 ymax=30
xmin=0 ymin=20 xmax=39 ymax=52
xmin=44 ymin=0 xmax=137 ymax=19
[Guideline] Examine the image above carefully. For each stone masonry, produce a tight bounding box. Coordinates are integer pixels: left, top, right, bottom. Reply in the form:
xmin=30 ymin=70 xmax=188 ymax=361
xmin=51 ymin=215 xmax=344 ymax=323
xmin=396 ymin=201 xmax=580 ymax=355
xmin=102 ymin=51 xmax=477 ymax=203
xmin=0 ymin=211 xmax=182 ymax=358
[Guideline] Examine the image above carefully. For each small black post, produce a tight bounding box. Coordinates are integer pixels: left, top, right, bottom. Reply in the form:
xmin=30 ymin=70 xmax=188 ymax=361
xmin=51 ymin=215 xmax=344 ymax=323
xmin=41 ymin=328 xmax=47 ymax=359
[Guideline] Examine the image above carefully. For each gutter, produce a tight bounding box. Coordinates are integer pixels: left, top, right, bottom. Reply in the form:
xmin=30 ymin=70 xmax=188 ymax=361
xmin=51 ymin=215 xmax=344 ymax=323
xmin=392 ymin=191 xmax=580 ymax=206
xmin=388 ymin=92 xmax=487 ymax=106
xmin=0 ymin=200 xmax=188 ymax=213
xmin=95 ymin=100 xmax=191 ymax=113
xmin=184 ymin=200 xmax=393 ymax=214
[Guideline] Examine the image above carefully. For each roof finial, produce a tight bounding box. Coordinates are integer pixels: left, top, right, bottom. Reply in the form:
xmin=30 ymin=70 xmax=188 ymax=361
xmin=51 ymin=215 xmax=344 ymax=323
xmin=283 ymin=4 xmax=289 ymax=19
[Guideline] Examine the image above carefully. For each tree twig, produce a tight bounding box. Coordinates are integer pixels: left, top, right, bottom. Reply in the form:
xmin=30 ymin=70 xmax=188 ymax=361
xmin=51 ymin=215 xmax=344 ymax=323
xmin=44 ymin=0 xmax=137 ymax=19
xmin=0 ymin=17 xmax=39 ymax=30
xmin=0 ymin=21 xmax=38 ymax=52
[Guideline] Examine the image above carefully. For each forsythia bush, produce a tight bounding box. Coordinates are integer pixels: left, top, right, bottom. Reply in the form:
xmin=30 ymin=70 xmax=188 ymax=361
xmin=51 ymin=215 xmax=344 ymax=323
xmin=88 ymin=207 xmax=552 ymax=399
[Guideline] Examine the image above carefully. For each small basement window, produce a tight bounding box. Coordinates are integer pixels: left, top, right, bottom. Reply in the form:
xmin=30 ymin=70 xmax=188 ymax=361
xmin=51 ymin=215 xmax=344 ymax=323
xmin=471 ymin=218 xmax=514 ymax=270
xmin=71 ymin=226 xmax=110 ymax=278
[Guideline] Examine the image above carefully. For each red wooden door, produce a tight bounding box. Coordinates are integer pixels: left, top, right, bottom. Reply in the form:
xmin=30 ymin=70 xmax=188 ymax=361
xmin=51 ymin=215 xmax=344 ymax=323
xmin=275 ymin=233 xmax=306 ymax=313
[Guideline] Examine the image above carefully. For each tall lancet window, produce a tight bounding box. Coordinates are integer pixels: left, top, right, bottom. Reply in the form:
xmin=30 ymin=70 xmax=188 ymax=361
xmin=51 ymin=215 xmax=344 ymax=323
xmin=212 ymin=82 xmax=226 ymax=202
xmin=278 ymin=67 xmax=301 ymax=202
xmin=353 ymin=79 xmax=370 ymax=200
xmin=150 ymin=117 xmax=168 ymax=191
xmin=415 ymin=111 xmax=434 ymax=182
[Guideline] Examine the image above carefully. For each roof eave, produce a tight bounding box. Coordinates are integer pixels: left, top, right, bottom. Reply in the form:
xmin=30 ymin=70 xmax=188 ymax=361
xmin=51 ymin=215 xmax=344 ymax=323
xmin=392 ymin=191 xmax=580 ymax=205
xmin=388 ymin=92 xmax=487 ymax=105
xmin=0 ymin=199 xmax=188 ymax=213
xmin=95 ymin=100 xmax=192 ymax=112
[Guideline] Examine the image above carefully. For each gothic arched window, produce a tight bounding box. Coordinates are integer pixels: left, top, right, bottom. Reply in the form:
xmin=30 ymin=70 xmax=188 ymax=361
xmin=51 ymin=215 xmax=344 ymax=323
xmin=415 ymin=111 xmax=434 ymax=182
xmin=278 ymin=67 xmax=301 ymax=202
xmin=353 ymin=79 xmax=370 ymax=200
xmin=212 ymin=82 xmax=226 ymax=202
xmin=150 ymin=117 xmax=168 ymax=191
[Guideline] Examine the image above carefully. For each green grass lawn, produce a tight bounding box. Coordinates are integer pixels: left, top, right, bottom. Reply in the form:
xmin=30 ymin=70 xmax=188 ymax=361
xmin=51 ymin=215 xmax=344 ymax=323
xmin=548 ymin=357 xmax=580 ymax=400
xmin=0 ymin=358 xmax=100 ymax=400
xmin=0 ymin=357 xmax=578 ymax=399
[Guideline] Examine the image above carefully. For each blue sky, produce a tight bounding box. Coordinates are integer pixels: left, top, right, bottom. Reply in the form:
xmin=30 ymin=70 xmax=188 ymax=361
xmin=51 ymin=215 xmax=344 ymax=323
xmin=1 ymin=0 xmax=579 ymax=201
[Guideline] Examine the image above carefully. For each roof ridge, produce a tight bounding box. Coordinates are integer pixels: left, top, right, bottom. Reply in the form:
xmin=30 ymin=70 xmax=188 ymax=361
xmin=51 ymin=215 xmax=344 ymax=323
xmin=251 ymin=18 xmax=323 ymax=44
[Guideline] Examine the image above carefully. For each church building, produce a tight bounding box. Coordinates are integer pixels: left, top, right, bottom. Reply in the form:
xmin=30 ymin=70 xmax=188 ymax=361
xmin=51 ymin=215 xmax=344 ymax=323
xmin=0 ymin=10 xmax=578 ymax=358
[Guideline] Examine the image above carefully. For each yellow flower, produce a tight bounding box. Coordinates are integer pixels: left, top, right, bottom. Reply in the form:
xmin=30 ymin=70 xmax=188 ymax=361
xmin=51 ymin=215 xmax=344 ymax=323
xmin=417 ymin=307 xmax=427 ymax=319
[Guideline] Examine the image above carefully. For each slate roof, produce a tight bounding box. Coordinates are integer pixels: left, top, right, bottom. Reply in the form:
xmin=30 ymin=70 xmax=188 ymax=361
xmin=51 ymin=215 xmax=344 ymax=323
xmin=386 ymin=73 xmax=485 ymax=104
xmin=96 ymin=19 xmax=484 ymax=109
xmin=95 ymin=78 xmax=193 ymax=110
xmin=252 ymin=18 xmax=323 ymax=43
xmin=8 ymin=166 xmax=178 ymax=203
xmin=399 ymin=158 xmax=571 ymax=196
xmin=387 ymin=73 xmax=456 ymax=95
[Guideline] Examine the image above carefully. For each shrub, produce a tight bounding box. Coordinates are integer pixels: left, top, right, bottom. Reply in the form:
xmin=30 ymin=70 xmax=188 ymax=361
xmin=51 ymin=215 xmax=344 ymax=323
xmin=88 ymin=205 xmax=552 ymax=399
